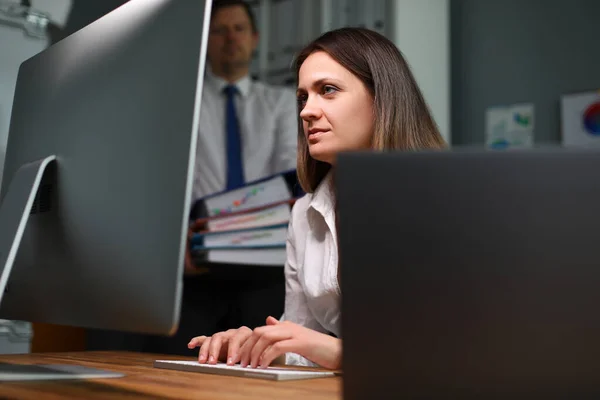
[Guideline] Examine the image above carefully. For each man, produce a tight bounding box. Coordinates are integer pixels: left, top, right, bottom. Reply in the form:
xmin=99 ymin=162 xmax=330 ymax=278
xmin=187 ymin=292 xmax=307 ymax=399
xmin=192 ymin=0 xmax=297 ymax=201
xmin=155 ymin=0 xmax=298 ymax=355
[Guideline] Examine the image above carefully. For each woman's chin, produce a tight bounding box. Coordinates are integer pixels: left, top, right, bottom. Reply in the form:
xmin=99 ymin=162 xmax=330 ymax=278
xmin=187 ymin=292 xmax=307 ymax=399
xmin=309 ymin=146 xmax=334 ymax=164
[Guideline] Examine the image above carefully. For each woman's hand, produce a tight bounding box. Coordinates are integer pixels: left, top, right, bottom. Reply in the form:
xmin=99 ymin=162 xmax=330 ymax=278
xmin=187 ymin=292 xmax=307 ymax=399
xmin=238 ymin=316 xmax=342 ymax=370
xmin=188 ymin=326 xmax=253 ymax=365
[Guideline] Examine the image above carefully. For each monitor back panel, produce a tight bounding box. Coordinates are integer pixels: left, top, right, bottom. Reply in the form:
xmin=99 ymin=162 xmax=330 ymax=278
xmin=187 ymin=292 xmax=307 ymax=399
xmin=0 ymin=0 xmax=211 ymax=335
xmin=338 ymin=150 xmax=600 ymax=399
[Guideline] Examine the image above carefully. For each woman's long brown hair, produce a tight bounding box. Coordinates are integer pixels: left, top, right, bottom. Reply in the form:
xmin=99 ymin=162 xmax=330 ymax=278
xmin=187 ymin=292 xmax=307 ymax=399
xmin=293 ymin=27 xmax=446 ymax=193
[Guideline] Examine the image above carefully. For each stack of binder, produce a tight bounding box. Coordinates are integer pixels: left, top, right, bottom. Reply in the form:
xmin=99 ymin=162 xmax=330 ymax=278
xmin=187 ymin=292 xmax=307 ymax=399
xmin=189 ymin=170 xmax=303 ymax=266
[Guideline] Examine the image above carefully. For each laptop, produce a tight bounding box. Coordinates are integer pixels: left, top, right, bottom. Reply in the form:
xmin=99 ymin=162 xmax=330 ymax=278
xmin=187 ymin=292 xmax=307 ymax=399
xmin=337 ymin=148 xmax=600 ymax=399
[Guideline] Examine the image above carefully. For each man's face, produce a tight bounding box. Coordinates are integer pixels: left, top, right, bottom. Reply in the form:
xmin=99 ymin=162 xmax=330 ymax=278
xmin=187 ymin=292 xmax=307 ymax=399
xmin=207 ymin=5 xmax=258 ymax=74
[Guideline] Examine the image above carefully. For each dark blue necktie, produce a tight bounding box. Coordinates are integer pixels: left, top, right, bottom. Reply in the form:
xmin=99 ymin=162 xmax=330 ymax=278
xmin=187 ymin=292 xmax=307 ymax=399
xmin=224 ymin=84 xmax=244 ymax=190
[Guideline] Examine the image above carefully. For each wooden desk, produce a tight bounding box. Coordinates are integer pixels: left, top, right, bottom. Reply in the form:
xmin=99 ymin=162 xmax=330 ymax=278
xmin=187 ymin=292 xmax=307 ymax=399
xmin=0 ymin=351 xmax=341 ymax=399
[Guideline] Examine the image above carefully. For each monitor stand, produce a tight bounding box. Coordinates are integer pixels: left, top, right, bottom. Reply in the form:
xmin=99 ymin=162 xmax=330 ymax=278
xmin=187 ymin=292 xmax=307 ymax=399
xmin=0 ymin=155 xmax=123 ymax=381
xmin=0 ymin=155 xmax=57 ymax=300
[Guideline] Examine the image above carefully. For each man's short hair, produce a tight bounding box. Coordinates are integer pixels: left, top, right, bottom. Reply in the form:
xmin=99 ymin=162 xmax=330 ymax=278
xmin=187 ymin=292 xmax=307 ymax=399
xmin=211 ymin=0 xmax=258 ymax=33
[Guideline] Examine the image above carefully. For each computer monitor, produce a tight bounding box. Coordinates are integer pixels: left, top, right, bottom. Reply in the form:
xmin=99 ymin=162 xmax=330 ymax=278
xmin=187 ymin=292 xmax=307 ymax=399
xmin=0 ymin=0 xmax=210 ymax=361
xmin=337 ymin=149 xmax=600 ymax=398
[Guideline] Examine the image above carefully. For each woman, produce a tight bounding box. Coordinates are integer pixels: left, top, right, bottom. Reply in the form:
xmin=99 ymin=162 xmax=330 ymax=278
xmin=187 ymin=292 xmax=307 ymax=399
xmin=188 ymin=27 xmax=446 ymax=370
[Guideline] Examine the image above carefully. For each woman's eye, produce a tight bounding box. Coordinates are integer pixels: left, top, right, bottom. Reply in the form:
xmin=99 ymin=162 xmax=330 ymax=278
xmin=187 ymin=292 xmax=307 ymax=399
xmin=323 ymin=85 xmax=337 ymax=95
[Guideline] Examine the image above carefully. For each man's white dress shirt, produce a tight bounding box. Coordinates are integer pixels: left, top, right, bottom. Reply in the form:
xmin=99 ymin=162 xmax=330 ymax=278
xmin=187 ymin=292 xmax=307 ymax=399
xmin=193 ymin=68 xmax=298 ymax=200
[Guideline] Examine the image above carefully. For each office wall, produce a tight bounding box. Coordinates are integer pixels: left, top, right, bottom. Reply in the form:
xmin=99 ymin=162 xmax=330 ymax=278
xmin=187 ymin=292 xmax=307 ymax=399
xmin=0 ymin=0 xmax=71 ymax=185
xmin=392 ymin=0 xmax=450 ymax=144
xmin=0 ymin=29 xmax=46 ymax=173
xmin=451 ymin=0 xmax=600 ymax=146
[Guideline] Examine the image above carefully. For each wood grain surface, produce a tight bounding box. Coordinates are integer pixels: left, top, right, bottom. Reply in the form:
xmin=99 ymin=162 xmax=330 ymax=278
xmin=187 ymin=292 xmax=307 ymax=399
xmin=0 ymin=351 xmax=341 ymax=399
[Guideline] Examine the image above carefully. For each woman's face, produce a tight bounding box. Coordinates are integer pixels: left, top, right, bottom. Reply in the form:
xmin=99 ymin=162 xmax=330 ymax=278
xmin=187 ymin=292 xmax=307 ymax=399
xmin=297 ymin=51 xmax=374 ymax=165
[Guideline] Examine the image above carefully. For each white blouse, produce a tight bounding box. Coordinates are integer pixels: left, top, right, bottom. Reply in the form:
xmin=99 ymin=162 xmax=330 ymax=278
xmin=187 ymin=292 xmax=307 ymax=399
xmin=282 ymin=173 xmax=341 ymax=367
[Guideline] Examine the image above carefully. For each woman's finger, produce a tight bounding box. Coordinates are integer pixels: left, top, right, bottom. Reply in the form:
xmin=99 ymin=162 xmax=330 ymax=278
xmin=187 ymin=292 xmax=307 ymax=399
xmin=207 ymin=332 xmax=227 ymax=364
xmin=239 ymin=327 xmax=266 ymax=368
xmin=198 ymin=336 xmax=212 ymax=363
xmin=227 ymin=326 xmax=252 ymax=365
xmin=259 ymin=339 xmax=297 ymax=369
xmin=188 ymin=335 xmax=206 ymax=349
xmin=249 ymin=329 xmax=292 ymax=369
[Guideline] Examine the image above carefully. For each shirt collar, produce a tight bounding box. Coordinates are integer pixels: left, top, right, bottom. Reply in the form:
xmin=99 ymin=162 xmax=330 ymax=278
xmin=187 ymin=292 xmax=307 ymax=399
xmin=309 ymin=170 xmax=335 ymax=218
xmin=205 ymin=65 xmax=252 ymax=98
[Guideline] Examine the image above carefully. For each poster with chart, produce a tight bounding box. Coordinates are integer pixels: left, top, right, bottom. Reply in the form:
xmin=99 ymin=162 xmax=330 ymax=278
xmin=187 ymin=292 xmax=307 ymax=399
xmin=485 ymin=103 xmax=534 ymax=149
xmin=561 ymin=90 xmax=600 ymax=147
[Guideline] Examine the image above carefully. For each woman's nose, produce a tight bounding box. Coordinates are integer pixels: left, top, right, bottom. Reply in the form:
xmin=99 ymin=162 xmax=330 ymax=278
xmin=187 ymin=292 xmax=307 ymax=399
xmin=299 ymin=97 xmax=322 ymax=121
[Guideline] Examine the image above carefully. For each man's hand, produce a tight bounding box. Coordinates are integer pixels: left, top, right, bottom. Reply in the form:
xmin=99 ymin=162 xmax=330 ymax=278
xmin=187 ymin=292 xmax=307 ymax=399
xmin=184 ymin=227 xmax=209 ymax=276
